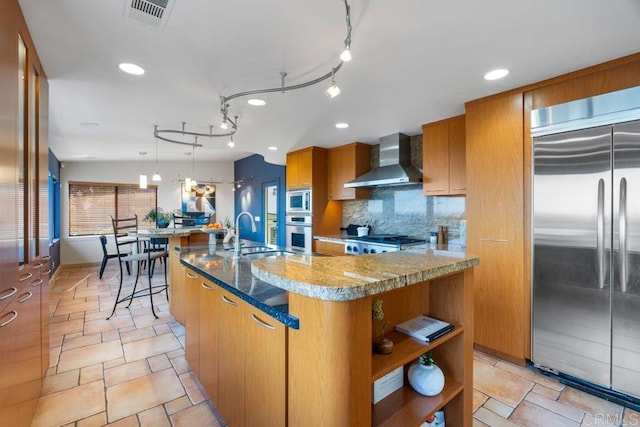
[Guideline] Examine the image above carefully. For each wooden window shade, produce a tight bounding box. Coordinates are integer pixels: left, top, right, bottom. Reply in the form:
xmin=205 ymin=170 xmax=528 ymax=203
xmin=68 ymin=182 xmax=157 ymax=236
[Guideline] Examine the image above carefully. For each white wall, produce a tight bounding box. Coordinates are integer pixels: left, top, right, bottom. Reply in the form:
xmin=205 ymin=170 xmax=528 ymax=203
xmin=60 ymin=160 xmax=234 ymax=265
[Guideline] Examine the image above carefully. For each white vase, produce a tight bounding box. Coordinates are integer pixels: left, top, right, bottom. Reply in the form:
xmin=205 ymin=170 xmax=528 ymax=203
xmin=407 ymin=362 xmax=445 ymax=396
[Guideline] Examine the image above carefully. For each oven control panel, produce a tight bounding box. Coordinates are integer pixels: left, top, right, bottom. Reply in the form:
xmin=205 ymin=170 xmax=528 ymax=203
xmin=345 ymin=242 xmax=398 ymax=255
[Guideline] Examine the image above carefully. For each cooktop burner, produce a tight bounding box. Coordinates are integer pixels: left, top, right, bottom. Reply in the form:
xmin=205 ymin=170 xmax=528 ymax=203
xmin=348 ymin=234 xmax=424 ymax=245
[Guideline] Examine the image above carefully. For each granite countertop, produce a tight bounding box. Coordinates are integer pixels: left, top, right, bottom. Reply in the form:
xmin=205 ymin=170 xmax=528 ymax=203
xmin=179 ymin=241 xmax=300 ymax=329
xmin=313 ymin=233 xmax=351 ymax=243
xmin=133 ymin=226 xmax=207 ymax=237
xmin=250 ymin=249 xmax=479 ymax=301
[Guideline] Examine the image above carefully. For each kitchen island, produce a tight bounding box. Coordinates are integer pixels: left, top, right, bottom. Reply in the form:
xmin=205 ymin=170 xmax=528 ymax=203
xmin=180 ymin=244 xmax=478 ymax=426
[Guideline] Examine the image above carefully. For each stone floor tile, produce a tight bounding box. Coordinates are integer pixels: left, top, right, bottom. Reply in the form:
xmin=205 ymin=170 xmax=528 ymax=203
xmin=76 ymin=411 xmax=107 ymax=427
xmin=473 ymin=407 xmax=521 ymax=427
xmin=525 ymin=390 xmax=584 ymax=422
xmin=473 ymin=350 xmax=500 ymax=366
xmin=31 ymin=380 xmax=106 ymax=427
xmin=69 ymin=311 xmax=86 ymax=320
xmin=122 ymin=333 xmax=181 ymax=362
xmin=84 ymin=315 xmax=134 ymax=335
xmin=164 ymin=396 xmax=192 ymax=416
xmin=532 ymin=383 xmax=561 ymax=401
xmin=120 ymin=325 xmax=156 ymax=344
xmin=49 ymin=345 xmax=62 ymax=368
xmin=106 ymin=368 xmax=184 ymax=423
xmin=484 ymin=398 xmax=514 ymax=418
xmin=167 ymin=348 xmax=185 ymax=359
xmin=179 ymin=371 xmax=207 ymax=405
xmin=105 ymin=414 xmax=139 ymax=427
xmin=50 ymin=314 xmax=70 ymax=324
xmin=148 ymin=353 xmax=172 ymax=372
xmin=54 ymin=299 xmax=99 ymax=316
xmin=473 ymin=389 xmax=489 ymax=412
xmin=559 ymin=387 xmax=623 ymax=419
xmin=137 ymin=405 xmax=171 ymax=427
xmin=170 ymin=401 xmax=221 ymax=427
xmin=62 ymin=332 xmax=102 ymax=351
xmin=105 ymin=359 xmax=151 ymax=387
xmin=104 ymin=357 xmax=126 ymax=370
xmin=58 ymin=340 xmax=123 ymax=372
xmin=473 ymin=419 xmax=490 ymax=427
xmin=510 ymin=400 xmax=580 ymax=427
xmin=474 ymin=359 xmax=534 ymax=407
xmin=49 ymin=318 xmax=84 ymax=338
xmin=170 ymin=355 xmax=190 ymax=375
xmin=495 ymin=360 xmax=564 ymax=392
xmin=81 ymin=363 xmax=104 ymax=385
xmin=102 ymin=328 xmax=121 ymax=342
xmin=154 ymin=324 xmax=171 ymax=335
xmin=41 ymin=369 xmax=80 ymax=395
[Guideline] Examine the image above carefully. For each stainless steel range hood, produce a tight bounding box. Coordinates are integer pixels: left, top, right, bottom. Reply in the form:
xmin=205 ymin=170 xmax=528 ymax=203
xmin=344 ymin=133 xmax=422 ymax=188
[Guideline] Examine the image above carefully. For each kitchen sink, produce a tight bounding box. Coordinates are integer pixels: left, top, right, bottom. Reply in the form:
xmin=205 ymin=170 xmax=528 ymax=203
xmin=241 ymin=250 xmax=295 ymax=258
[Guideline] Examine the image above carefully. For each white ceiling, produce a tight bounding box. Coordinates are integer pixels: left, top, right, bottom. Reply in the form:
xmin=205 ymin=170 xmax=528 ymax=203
xmin=18 ymin=0 xmax=640 ymax=165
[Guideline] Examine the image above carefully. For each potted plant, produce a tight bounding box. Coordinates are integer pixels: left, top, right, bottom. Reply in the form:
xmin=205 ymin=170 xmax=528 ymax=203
xmin=372 ymin=299 xmax=393 ymax=355
xmin=407 ymin=351 xmax=445 ymax=396
xmin=144 ymin=207 xmax=173 ymax=228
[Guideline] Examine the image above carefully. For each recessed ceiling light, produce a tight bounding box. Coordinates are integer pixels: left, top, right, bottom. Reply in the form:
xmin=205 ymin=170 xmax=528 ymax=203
xmin=79 ymin=122 xmax=99 ymax=128
xmin=335 ymin=122 xmax=349 ymax=129
xmin=118 ymin=62 xmax=145 ymax=76
xmin=247 ymin=98 xmax=266 ymax=106
xmin=484 ymin=68 xmax=509 ymax=81
xmin=267 ymin=146 xmax=278 ymax=151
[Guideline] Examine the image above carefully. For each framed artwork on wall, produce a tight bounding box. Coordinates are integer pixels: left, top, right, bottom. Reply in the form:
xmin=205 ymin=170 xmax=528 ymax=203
xmin=181 ymin=182 xmax=216 ymax=215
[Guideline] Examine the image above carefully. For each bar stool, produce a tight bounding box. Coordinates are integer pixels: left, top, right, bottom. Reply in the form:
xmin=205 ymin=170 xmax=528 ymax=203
xmin=106 ymin=215 xmax=168 ymax=320
xmin=98 ymin=235 xmax=129 ymax=279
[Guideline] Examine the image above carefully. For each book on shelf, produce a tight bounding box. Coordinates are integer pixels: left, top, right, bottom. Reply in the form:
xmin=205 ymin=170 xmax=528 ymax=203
xmin=395 ymin=315 xmax=454 ymax=343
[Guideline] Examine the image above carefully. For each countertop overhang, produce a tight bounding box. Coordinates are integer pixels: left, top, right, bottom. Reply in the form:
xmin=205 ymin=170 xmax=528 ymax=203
xmin=250 ymin=249 xmax=479 ymax=301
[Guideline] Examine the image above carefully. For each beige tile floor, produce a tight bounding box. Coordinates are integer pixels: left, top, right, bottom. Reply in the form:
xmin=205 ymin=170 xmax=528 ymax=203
xmin=33 ymin=263 xmax=640 ymax=426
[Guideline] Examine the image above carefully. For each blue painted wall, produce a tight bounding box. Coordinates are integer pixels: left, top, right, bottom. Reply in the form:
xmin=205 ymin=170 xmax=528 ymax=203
xmin=234 ymin=154 xmax=286 ymax=246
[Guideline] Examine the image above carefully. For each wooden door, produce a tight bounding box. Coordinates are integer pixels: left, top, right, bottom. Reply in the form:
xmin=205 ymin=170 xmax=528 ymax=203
xmin=169 ymin=248 xmax=186 ymax=325
xmin=423 ymin=120 xmax=450 ymax=195
xmin=217 ymin=289 xmax=246 ymax=427
xmin=449 ymin=115 xmax=466 ymax=194
xmin=245 ymin=306 xmax=286 ymax=426
xmin=184 ymin=269 xmax=200 ymax=376
xmin=466 ymin=92 xmax=526 ymax=363
xmin=286 ymin=151 xmax=299 ymax=189
xmin=297 ymin=149 xmax=313 ymax=188
xmin=327 ymin=148 xmax=342 ymax=199
xmin=199 ymin=279 xmax=219 ymax=402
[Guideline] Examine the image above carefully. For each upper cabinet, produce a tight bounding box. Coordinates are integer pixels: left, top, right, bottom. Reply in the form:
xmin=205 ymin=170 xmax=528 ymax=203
xmin=286 ymin=148 xmax=314 ymax=189
xmin=327 ymin=142 xmax=371 ymax=200
xmin=422 ymin=115 xmax=466 ymax=196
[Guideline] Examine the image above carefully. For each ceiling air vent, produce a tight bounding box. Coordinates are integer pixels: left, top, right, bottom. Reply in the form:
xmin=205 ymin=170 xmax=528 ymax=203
xmin=125 ymin=0 xmax=174 ymax=28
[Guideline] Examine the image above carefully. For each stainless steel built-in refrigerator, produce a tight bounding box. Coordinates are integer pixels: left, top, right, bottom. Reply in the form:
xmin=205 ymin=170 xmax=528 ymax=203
xmin=532 ymin=87 xmax=640 ymax=399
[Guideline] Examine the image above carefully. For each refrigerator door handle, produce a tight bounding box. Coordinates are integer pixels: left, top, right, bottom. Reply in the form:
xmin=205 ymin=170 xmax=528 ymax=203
xmin=619 ymin=177 xmax=628 ymax=292
xmin=597 ymin=178 xmax=605 ymax=289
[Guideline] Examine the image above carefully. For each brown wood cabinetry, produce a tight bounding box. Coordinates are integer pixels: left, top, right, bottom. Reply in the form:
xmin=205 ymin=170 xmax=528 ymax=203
xmin=327 ymin=142 xmax=371 ymax=200
xmin=217 ymin=288 xmax=246 ymax=427
xmin=422 ymin=115 xmax=466 ymax=196
xmin=313 ymin=239 xmax=345 ymax=256
xmin=286 ymin=148 xmax=313 ymax=189
xmin=169 ymin=243 xmax=186 ymax=325
xmin=466 ymin=92 xmax=526 ymax=364
xmin=184 ymin=269 xmax=201 ymax=377
xmin=198 ymin=279 xmax=219 ymax=402
xmin=245 ymin=306 xmax=286 ymax=427
xmin=287 ymin=270 xmax=474 ymax=426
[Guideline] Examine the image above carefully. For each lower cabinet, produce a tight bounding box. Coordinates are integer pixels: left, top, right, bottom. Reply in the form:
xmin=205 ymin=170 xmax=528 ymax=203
xmin=314 ymin=239 xmax=345 ymax=256
xmin=184 ymin=269 xmax=286 ymax=427
xmin=217 ymin=289 xmax=246 ymax=427
xmin=245 ymin=305 xmax=286 ymax=426
xmin=0 ymin=264 xmax=45 ymax=426
xmin=169 ymin=246 xmax=186 ymax=325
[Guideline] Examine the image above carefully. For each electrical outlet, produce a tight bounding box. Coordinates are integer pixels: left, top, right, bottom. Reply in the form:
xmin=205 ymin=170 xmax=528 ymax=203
xmin=254 ymin=216 xmax=261 ymax=222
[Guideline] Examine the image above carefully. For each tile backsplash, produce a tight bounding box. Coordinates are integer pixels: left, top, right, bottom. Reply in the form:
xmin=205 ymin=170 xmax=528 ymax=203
xmin=342 ymin=188 xmax=466 ymax=244
xmin=342 ymin=134 xmax=467 ymax=245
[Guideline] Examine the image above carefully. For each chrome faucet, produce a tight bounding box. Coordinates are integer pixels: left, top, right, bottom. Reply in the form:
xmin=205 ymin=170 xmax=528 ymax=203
xmin=234 ymin=211 xmax=257 ymax=257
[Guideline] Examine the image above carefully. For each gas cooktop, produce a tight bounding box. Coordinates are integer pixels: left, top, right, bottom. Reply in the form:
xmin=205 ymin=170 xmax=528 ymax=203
xmin=346 ymin=234 xmax=425 ymax=245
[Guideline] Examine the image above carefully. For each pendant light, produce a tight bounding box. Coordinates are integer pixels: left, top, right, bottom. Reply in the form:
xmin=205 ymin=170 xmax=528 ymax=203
xmin=152 ymin=132 xmax=162 ymax=182
xmin=191 ymin=140 xmax=198 ymax=188
xmin=139 ymin=151 xmax=148 ymax=189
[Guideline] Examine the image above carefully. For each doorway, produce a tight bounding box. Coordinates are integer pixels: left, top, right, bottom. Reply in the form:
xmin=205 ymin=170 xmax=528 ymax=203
xmin=264 ymin=183 xmax=278 ymax=245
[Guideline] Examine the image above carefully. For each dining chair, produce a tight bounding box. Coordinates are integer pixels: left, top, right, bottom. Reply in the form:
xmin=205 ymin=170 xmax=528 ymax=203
xmin=106 ymin=215 xmax=168 ymax=320
xmin=99 ymin=235 xmax=129 ymax=279
xmin=173 ymin=213 xmax=196 ymax=227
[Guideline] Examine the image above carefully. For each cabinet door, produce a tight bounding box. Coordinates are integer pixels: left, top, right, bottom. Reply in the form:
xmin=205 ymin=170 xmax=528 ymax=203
xmin=327 ymin=148 xmax=342 ymax=199
xmin=449 ymin=115 xmax=466 ymax=195
xmin=245 ymin=306 xmax=286 ymax=427
xmin=184 ymin=269 xmax=200 ymax=376
xmin=286 ymin=151 xmax=299 ymax=189
xmin=169 ymin=250 xmax=186 ymax=325
xmin=297 ymin=149 xmax=313 ymax=188
xmin=314 ymin=240 xmax=345 ymax=256
xmin=217 ymin=289 xmax=246 ymax=427
xmin=466 ymin=92 xmax=526 ymax=362
xmin=423 ymin=121 xmax=450 ymax=195
xmin=199 ymin=279 xmax=219 ymax=402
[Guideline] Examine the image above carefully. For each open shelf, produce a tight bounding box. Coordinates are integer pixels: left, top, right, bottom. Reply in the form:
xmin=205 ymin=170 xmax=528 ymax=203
xmin=372 ymin=379 xmax=463 ymax=427
xmin=372 ymin=325 xmax=463 ymax=381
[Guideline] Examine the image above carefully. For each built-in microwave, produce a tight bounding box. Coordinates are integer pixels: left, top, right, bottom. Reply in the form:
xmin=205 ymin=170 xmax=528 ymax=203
xmin=286 ymin=189 xmax=311 ymax=213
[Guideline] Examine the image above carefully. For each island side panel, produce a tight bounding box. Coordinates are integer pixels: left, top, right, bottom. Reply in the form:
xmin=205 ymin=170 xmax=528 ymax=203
xmin=288 ymin=294 xmax=371 ymax=427
xmin=429 ymin=269 xmax=474 ymax=426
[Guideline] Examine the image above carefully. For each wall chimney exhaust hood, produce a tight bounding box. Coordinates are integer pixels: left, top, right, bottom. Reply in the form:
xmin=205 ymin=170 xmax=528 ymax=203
xmin=344 ymin=133 xmax=422 ymax=188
